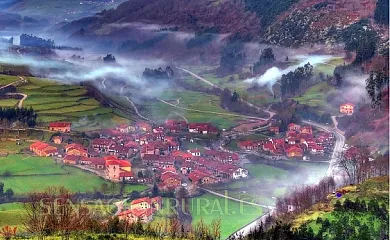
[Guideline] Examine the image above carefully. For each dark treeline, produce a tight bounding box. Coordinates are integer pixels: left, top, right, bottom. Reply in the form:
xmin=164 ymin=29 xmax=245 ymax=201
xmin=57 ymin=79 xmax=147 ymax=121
xmin=219 ymin=40 xmax=245 ymax=75
xmin=275 ymin=176 xmax=336 ymax=219
xmin=118 ymin=34 xmax=167 ymax=52
xmin=186 ymin=31 xmax=216 ymax=49
xmin=253 ymin=48 xmax=275 ymax=73
xmin=341 ymin=19 xmax=378 ymax=64
xmin=374 ymin=0 xmax=389 ymax=25
xmin=272 ymin=99 xmax=331 ymax=131
xmin=337 ymin=147 xmax=389 ymax=185
xmin=142 ymin=66 xmax=174 ymax=80
xmin=366 ymin=69 xmax=389 ymax=110
xmin=0 ymin=107 xmax=37 ymax=128
xmin=20 ymin=34 xmax=54 ymax=48
xmin=281 ymin=63 xmax=313 ymax=98
xmin=220 ymin=88 xmax=268 ymax=118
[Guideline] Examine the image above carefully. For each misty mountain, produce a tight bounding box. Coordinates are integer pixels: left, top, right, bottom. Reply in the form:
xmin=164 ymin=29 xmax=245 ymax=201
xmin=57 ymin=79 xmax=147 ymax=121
xmin=59 ymin=0 xmax=262 ymax=41
xmin=0 ymin=11 xmax=49 ymax=30
xmin=59 ymin=0 xmax=388 ymax=48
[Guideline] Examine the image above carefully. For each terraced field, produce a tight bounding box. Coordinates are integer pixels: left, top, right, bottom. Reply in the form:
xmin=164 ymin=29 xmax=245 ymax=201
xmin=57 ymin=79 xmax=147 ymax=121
xmin=0 ymin=75 xmax=132 ymax=131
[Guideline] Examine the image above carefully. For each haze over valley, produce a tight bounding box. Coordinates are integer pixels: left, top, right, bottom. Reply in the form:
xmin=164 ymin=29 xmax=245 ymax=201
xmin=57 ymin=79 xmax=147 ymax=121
xmin=0 ymin=0 xmax=388 ymax=239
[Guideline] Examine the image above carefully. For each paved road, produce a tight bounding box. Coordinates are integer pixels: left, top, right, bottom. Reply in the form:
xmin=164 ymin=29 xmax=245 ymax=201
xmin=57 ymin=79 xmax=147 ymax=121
xmin=302 ymin=120 xmax=345 ymax=177
xmin=177 ymin=67 xmax=269 ymax=120
xmin=0 ymin=76 xmax=26 ymax=90
xmin=6 ymin=93 xmax=27 ymax=108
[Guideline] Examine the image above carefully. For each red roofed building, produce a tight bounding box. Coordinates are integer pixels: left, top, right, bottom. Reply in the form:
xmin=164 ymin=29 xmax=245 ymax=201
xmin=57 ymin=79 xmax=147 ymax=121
xmin=288 ymin=123 xmax=300 ymax=132
xmin=188 ymin=123 xmax=218 ymax=134
xmin=165 ymin=119 xmax=187 ymax=128
xmin=238 ymin=140 xmax=261 ymax=150
xmin=118 ymin=208 xmax=155 ymax=224
xmin=116 ymin=124 xmax=135 ymax=133
xmin=204 ymin=150 xmax=239 ymax=163
xmin=188 ymin=170 xmax=218 ymax=185
xmin=137 ymin=122 xmax=152 ymax=132
xmin=269 ymin=126 xmax=280 ymax=134
xmin=286 ymin=146 xmax=303 ymax=158
xmin=66 ymin=143 xmax=88 ymax=157
xmin=311 ymin=145 xmax=325 ymax=156
xmin=79 ymin=157 xmax=105 ymax=169
xmin=301 ymin=126 xmax=313 ymax=135
xmin=92 ymin=138 xmax=114 ymax=153
xmin=105 ymin=158 xmax=132 ymax=181
xmin=130 ymin=196 xmax=162 ymax=210
xmin=49 ymin=122 xmax=71 ymax=132
xmin=188 ymin=148 xmax=201 ymax=156
xmin=180 ymin=162 xmax=193 ymax=175
xmin=159 ymin=171 xmax=181 ymax=190
xmin=63 ymin=155 xmax=80 ymax=165
xmin=30 ymin=141 xmax=58 ymax=157
xmin=217 ymin=164 xmax=248 ymax=179
xmin=340 ymin=103 xmax=355 ymax=115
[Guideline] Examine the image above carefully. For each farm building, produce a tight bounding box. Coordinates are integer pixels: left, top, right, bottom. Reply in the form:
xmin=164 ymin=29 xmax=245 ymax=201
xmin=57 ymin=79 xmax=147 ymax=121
xmin=49 ymin=122 xmax=71 ymax=132
xmin=340 ymin=103 xmax=355 ymax=115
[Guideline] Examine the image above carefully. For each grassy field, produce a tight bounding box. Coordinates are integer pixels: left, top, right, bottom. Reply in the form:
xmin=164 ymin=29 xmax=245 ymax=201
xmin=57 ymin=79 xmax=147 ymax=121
xmin=212 ymin=160 xmax=329 ymax=206
xmin=0 ymin=75 xmax=133 ymax=131
xmin=292 ymin=82 xmax=335 ymax=108
xmin=185 ymin=67 xmax=278 ymax=107
xmin=0 ymin=203 xmax=24 ymax=228
xmin=0 ymin=155 xmax=147 ymax=196
xmin=0 ymin=98 xmax=19 ymax=107
xmin=190 ymin=194 xmax=264 ymax=239
xmin=0 ymin=141 xmax=29 ymax=154
xmin=0 ymin=155 xmax=66 ymax=175
xmin=0 ymin=74 xmax=19 ymax=85
xmin=141 ymin=89 xmax=242 ymax=129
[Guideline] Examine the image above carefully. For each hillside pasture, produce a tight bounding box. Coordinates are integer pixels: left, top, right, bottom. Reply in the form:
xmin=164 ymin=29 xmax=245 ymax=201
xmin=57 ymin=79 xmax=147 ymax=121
xmin=0 ymin=98 xmax=19 ymax=107
xmin=8 ymin=76 xmax=131 ymax=130
xmin=141 ymin=89 xmax=242 ymax=129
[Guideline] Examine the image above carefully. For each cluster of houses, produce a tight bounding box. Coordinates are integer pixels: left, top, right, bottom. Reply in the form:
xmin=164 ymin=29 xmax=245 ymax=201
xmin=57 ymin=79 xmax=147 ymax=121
xmin=30 ymin=120 xmax=247 ymax=191
xmin=146 ymin=148 xmax=248 ymax=191
xmin=238 ymin=123 xmax=334 ymax=159
xmin=118 ymin=196 xmax=162 ymax=224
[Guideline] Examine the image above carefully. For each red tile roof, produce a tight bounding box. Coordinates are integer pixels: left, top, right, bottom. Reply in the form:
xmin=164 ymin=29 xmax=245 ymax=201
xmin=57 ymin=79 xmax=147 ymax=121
xmin=106 ymin=159 xmax=132 ymax=167
xmin=49 ymin=122 xmax=71 ymax=128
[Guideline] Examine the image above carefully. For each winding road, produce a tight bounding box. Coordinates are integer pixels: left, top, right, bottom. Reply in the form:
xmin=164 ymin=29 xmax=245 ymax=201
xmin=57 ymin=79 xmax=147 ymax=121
xmin=124 ymin=96 xmax=152 ymax=122
xmin=0 ymin=76 xmax=28 ymax=108
xmin=302 ymin=120 xmax=345 ymax=177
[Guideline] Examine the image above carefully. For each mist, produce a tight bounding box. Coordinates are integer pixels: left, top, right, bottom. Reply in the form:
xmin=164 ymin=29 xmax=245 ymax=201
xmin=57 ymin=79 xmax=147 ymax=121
xmin=244 ymin=55 xmax=334 ymax=92
xmin=0 ymin=50 xmax=171 ymax=99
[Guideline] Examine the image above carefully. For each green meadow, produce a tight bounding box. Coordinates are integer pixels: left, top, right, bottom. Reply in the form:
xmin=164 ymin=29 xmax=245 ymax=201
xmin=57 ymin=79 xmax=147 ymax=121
xmin=190 ymin=194 xmax=264 ymax=239
xmin=0 ymin=155 xmax=147 ymax=196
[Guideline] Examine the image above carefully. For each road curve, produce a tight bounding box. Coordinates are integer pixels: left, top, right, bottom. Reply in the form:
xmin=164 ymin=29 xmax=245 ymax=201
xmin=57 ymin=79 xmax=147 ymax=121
xmin=124 ymin=96 xmax=152 ymax=122
xmin=302 ymin=120 xmax=345 ymax=177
